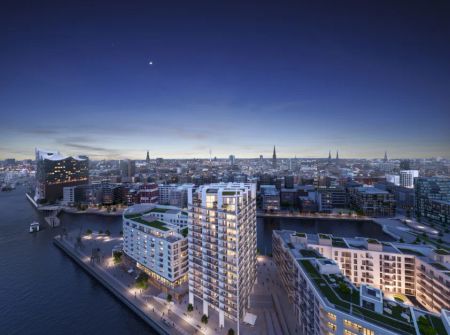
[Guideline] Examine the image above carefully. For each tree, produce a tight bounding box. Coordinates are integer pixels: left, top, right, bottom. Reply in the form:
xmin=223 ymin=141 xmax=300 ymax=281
xmin=167 ymin=294 xmax=172 ymax=303
xmin=399 ymin=238 xmax=404 ymax=243
xmin=338 ymin=282 xmax=351 ymax=295
xmin=113 ymin=251 xmax=123 ymax=264
xmin=201 ymin=314 xmax=208 ymax=324
xmin=86 ymin=229 xmax=92 ymax=235
xmin=228 ymin=329 xmax=235 ymax=335
xmin=119 ymin=230 xmax=123 ymax=236
xmin=105 ymin=230 xmax=111 ymax=236
xmin=187 ymin=303 xmax=193 ymax=312
xmin=99 ymin=230 xmax=103 ymax=234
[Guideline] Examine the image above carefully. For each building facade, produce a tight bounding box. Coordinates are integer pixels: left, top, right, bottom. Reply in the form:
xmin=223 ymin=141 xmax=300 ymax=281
xmin=415 ymin=177 xmax=450 ymax=224
xmin=350 ymin=186 xmax=395 ymax=217
xmin=187 ymin=183 xmax=257 ymax=329
xmin=399 ymin=170 xmax=419 ymax=189
xmin=122 ymin=204 xmax=189 ymax=288
xmin=35 ymin=148 xmax=89 ymax=203
xmin=273 ymin=230 xmax=450 ymax=335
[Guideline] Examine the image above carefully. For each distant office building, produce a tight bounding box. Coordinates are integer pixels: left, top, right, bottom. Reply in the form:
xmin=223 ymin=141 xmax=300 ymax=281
xmin=280 ymin=188 xmax=298 ymax=208
xmin=229 ymin=155 xmax=236 ymax=166
xmin=123 ymin=204 xmax=188 ymax=289
xmin=400 ymin=159 xmax=411 ymax=170
xmin=316 ymin=187 xmax=347 ymax=212
xmin=138 ymin=183 xmax=159 ymax=204
xmin=120 ymin=159 xmax=136 ymax=181
xmin=188 ymin=183 xmax=257 ymax=328
xmin=145 ymin=150 xmax=150 ymax=165
xmin=415 ymin=176 xmax=450 ymax=224
xmin=284 ymin=175 xmax=295 ymax=189
xmin=35 ymin=148 xmax=89 ymax=203
xmin=4 ymin=158 xmax=16 ymax=166
xmin=260 ymin=184 xmax=280 ymax=211
xmin=399 ymin=170 xmax=419 ymax=189
xmin=350 ymin=186 xmax=395 ymax=217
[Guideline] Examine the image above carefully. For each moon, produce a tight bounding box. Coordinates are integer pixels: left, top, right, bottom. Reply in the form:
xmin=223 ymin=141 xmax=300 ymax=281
xmin=149 ymin=61 xmax=153 ymax=65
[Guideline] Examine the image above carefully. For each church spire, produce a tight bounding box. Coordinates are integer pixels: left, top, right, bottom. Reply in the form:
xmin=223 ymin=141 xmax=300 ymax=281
xmin=384 ymin=151 xmax=388 ymax=162
xmin=272 ymin=145 xmax=277 ymax=168
xmin=336 ymin=150 xmax=339 ymax=160
xmin=146 ymin=150 xmax=150 ymax=164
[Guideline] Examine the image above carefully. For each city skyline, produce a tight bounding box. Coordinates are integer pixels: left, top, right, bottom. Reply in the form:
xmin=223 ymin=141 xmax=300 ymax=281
xmin=1 ymin=1 xmax=450 ymax=160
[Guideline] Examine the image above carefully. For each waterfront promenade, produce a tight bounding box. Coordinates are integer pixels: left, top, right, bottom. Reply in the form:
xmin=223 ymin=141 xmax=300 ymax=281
xmin=54 ymin=235 xmax=195 ymax=335
xmin=54 ymin=231 xmax=289 ymax=335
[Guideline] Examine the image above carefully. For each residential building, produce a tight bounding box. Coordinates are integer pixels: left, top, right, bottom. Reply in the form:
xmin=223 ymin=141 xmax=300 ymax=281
xmin=35 ymin=148 xmax=89 ymax=203
xmin=188 ymin=183 xmax=257 ymax=329
xmin=122 ymin=204 xmax=189 ymax=289
xmin=138 ymin=183 xmax=159 ymax=204
xmin=158 ymin=183 xmax=194 ymax=208
xmin=273 ymin=230 xmax=450 ymax=335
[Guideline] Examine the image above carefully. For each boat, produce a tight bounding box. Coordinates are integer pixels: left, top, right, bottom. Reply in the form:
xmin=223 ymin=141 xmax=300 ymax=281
xmin=29 ymin=222 xmax=40 ymax=233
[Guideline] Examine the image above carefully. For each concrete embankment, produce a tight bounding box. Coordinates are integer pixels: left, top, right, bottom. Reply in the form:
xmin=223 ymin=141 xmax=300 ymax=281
xmin=53 ymin=236 xmax=170 ymax=335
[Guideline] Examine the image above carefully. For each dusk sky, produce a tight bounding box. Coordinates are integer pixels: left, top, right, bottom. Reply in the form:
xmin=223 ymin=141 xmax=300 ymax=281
xmin=1 ymin=1 xmax=449 ymax=160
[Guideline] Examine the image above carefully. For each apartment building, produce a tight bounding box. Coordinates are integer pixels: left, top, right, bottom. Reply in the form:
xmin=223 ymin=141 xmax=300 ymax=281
xmin=122 ymin=204 xmax=189 ymax=288
xmin=276 ymin=231 xmax=450 ymax=313
xmin=273 ymin=230 xmax=450 ymax=335
xmin=188 ymin=183 xmax=257 ymax=329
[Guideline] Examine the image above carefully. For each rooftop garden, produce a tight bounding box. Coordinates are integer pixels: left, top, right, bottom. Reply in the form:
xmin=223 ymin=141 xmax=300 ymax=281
xmin=398 ymin=248 xmax=424 ymax=257
xmin=299 ymin=249 xmax=322 ymax=258
xmin=318 ymin=234 xmax=331 ymax=239
xmin=295 ymin=232 xmax=306 ymax=237
xmin=222 ymin=191 xmax=237 ymax=196
xmin=287 ymin=242 xmax=295 ymax=249
xmin=367 ymin=239 xmax=380 ymax=244
xmin=181 ymin=227 xmax=188 ymax=237
xmin=430 ymin=262 xmax=448 ymax=271
xmin=298 ymin=259 xmax=416 ymax=335
xmin=428 ymin=315 xmax=447 ymax=335
xmin=332 ymin=238 xmax=348 ymax=248
xmin=149 ymin=207 xmax=170 ymax=213
xmin=131 ymin=217 xmax=169 ymax=231
xmin=435 ymin=249 xmax=449 ymax=255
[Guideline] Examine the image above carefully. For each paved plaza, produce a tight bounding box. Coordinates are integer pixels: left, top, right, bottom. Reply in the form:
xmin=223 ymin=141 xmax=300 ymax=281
xmin=59 ymin=227 xmax=298 ymax=335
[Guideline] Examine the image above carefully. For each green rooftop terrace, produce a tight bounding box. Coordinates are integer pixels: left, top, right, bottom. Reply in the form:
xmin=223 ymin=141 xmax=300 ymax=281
xmin=149 ymin=207 xmax=170 ymax=213
xmin=131 ymin=217 xmax=169 ymax=231
xmin=332 ymin=238 xmax=348 ymax=248
xmin=398 ymin=248 xmax=425 ymax=257
xmin=298 ymin=259 xmax=416 ymax=335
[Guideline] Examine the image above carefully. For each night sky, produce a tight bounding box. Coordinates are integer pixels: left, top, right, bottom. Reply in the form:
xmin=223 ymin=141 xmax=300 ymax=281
xmin=1 ymin=1 xmax=449 ymax=159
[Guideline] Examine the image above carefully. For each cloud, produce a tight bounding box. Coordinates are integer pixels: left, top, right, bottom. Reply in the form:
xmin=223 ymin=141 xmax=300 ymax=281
xmin=63 ymin=143 xmax=116 ymax=153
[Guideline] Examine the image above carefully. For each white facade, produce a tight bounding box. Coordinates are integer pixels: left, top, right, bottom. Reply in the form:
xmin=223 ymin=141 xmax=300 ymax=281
xmin=122 ymin=204 xmax=189 ymax=287
xmin=273 ymin=230 xmax=450 ymax=335
xmin=399 ymin=170 xmax=419 ymax=189
xmin=290 ymin=233 xmax=450 ymax=314
xmin=188 ymin=183 xmax=257 ymax=329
